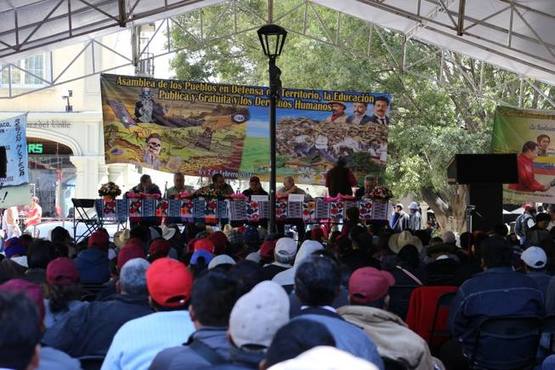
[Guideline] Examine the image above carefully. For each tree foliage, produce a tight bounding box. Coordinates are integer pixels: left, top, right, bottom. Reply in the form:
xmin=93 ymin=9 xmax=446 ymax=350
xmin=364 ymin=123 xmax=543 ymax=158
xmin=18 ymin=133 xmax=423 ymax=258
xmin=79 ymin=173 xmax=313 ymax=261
xmin=169 ymin=0 xmax=555 ymax=231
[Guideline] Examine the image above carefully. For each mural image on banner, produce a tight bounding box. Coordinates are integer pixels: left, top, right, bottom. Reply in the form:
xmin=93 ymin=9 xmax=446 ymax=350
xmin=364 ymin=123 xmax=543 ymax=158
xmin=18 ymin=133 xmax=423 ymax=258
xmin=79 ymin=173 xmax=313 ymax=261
xmin=0 ymin=114 xmax=31 ymax=207
xmin=492 ymin=106 xmax=555 ymax=204
xmin=101 ymin=74 xmax=391 ymax=185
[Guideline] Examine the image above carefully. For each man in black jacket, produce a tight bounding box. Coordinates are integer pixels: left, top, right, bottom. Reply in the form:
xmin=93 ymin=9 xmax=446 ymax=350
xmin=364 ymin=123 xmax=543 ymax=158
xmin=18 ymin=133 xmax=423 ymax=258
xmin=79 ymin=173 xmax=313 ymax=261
xmin=42 ymin=258 xmax=152 ymax=357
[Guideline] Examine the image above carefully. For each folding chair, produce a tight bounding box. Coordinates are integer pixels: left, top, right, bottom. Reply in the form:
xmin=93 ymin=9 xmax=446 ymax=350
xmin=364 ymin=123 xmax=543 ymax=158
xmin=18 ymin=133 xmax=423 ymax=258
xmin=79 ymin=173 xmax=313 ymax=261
xmin=430 ymin=291 xmax=457 ymax=348
xmin=72 ymin=199 xmax=100 ymax=244
xmin=468 ymin=315 xmax=542 ymax=370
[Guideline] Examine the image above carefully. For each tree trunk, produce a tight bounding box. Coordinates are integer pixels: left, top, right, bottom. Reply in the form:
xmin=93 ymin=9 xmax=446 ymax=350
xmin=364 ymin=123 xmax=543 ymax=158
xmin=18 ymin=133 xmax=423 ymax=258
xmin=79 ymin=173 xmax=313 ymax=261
xmin=421 ymin=185 xmax=468 ymax=234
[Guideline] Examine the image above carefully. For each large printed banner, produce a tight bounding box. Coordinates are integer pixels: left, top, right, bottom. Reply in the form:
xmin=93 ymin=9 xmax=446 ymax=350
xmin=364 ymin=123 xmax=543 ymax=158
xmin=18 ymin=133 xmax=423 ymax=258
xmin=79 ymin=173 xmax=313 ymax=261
xmin=101 ymin=74 xmax=392 ymax=185
xmin=0 ymin=114 xmax=31 ymax=207
xmin=492 ymin=106 xmax=555 ymax=203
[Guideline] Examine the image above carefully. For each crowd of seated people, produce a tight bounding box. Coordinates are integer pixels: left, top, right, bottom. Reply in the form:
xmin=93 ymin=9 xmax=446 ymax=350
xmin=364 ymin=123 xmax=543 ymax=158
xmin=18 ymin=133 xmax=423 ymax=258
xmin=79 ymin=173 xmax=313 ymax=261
xmin=4 ymin=201 xmax=555 ymax=370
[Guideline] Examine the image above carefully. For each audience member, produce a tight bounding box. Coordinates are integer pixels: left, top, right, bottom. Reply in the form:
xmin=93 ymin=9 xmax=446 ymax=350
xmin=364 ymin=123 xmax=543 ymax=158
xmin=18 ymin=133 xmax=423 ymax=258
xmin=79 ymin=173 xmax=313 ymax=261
xmin=446 ymin=238 xmax=544 ymax=369
xmin=74 ymin=230 xmax=110 ymax=284
xmin=521 ymin=246 xmax=550 ymax=297
xmin=292 ymin=255 xmax=384 ymax=369
xmin=273 ymin=240 xmax=324 ymax=292
xmin=262 ymin=320 xmax=335 ymax=369
xmin=150 ymin=271 xmax=240 ymax=370
xmin=0 ymin=279 xmax=81 ymax=370
xmin=262 ymin=238 xmax=297 ymax=281
xmin=102 ymin=258 xmax=195 ymax=370
xmin=147 ymin=238 xmax=172 ymax=262
xmin=42 ymin=258 xmax=152 ymax=357
xmin=44 ymin=257 xmax=87 ymax=328
xmin=24 ymin=239 xmax=55 ymax=285
xmin=0 ymin=291 xmax=42 ymax=370
xmin=387 ymin=245 xmax=425 ymax=319
xmin=212 ymin=281 xmax=290 ymax=369
xmin=425 ymin=243 xmax=459 ymax=286
xmin=1 ymin=237 xmax=28 ymax=277
xmin=230 ymin=260 xmax=265 ymax=297
xmin=338 ymin=267 xmax=441 ymax=370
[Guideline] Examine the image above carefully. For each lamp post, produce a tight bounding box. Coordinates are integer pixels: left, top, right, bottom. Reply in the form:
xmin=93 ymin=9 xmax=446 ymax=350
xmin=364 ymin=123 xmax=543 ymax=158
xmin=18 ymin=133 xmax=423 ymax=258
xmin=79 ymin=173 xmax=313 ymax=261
xmin=258 ymin=24 xmax=287 ymax=234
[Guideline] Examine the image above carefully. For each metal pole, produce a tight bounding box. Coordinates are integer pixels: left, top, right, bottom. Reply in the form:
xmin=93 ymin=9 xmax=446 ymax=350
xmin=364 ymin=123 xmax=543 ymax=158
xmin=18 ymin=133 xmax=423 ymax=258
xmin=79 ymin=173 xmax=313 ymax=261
xmin=268 ymin=56 xmax=277 ymax=233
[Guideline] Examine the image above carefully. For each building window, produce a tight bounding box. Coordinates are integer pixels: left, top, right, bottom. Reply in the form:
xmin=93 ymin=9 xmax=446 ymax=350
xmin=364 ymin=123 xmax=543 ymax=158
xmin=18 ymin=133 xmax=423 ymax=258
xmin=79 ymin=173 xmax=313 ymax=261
xmin=0 ymin=54 xmax=49 ymax=88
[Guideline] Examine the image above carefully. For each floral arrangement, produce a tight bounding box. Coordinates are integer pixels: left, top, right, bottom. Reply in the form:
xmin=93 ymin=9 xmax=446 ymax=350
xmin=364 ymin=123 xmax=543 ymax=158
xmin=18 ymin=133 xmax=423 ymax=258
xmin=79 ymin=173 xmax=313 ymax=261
xmin=369 ymin=185 xmax=393 ymax=200
xmin=195 ymin=186 xmax=229 ymax=199
xmin=98 ymin=182 xmax=121 ymax=198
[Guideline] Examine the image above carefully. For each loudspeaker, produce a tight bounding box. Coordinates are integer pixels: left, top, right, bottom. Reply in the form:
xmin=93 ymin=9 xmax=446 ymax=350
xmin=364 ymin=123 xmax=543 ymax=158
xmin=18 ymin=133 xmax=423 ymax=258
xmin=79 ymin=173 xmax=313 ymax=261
xmin=0 ymin=146 xmax=6 ymax=179
xmin=468 ymin=183 xmax=503 ymax=231
xmin=447 ymin=154 xmax=518 ymax=184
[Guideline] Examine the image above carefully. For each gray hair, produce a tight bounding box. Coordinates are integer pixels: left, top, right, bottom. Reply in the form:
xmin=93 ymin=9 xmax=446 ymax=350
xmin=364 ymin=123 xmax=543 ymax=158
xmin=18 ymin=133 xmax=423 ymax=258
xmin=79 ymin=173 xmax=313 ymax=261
xmin=120 ymin=258 xmax=150 ymax=296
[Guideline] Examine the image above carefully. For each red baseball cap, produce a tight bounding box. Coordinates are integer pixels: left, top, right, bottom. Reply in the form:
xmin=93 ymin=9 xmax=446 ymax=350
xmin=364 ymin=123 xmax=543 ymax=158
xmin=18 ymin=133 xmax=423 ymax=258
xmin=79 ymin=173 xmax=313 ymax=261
xmin=146 ymin=258 xmax=193 ymax=308
xmin=46 ymin=257 xmax=79 ymax=286
xmin=117 ymin=239 xmax=146 ymax=271
xmin=348 ymin=267 xmax=395 ymax=305
xmin=88 ymin=230 xmax=109 ymax=250
xmin=194 ymin=238 xmax=215 ymax=254
xmin=148 ymin=239 xmax=171 ymax=259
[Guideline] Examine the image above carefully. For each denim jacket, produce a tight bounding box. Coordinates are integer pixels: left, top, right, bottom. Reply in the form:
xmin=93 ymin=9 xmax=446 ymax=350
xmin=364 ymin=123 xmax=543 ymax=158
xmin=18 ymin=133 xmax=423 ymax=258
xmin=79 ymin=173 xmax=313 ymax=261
xmin=449 ymin=267 xmax=544 ymax=356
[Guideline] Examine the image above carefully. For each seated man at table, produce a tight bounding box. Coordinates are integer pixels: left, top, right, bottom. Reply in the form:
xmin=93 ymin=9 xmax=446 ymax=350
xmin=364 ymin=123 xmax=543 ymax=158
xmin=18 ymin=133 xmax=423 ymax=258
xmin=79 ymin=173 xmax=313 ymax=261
xmin=165 ymin=172 xmax=194 ymax=199
xmin=127 ymin=174 xmax=162 ymax=196
xmin=195 ymin=173 xmax=234 ymax=197
xmin=277 ymin=176 xmax=308 ymax=197
xmin=242 ymin=176 xmax=268 ymax=198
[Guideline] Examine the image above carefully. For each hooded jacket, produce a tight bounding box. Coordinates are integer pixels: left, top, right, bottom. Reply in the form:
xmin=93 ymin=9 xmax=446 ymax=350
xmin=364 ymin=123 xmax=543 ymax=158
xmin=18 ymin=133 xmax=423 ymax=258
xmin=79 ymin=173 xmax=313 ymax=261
xmin=74 ymin=248 xmax=110 ymax=284
xmin=337 ymin=305 xmax=444 ymax=370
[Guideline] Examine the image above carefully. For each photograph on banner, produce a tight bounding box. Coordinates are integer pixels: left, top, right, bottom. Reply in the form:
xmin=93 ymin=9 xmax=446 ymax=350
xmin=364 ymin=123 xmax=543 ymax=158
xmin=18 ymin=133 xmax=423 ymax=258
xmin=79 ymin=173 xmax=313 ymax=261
xmin=101 ymin=73 xmax=391 ymax=185
xmin=0 ymin=114 xmax=32 ymax=207
xmin=491 ymin=106 xmax=555 ymax=203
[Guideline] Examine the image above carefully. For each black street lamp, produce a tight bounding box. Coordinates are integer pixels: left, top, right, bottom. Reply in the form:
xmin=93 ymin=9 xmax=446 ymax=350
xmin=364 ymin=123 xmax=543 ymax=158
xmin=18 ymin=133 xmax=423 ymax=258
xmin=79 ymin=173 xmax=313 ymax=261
xmin=257 ymin=24 xmax=287 ymax=234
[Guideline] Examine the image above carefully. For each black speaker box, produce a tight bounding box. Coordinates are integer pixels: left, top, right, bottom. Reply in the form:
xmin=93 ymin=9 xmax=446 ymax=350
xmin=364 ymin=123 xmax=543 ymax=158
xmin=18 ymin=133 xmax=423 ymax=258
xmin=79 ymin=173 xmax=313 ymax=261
xmin=0 ymin=147 xmax=6 ymax=179
xmin=448 ymin=154 xmax=517 ymax=184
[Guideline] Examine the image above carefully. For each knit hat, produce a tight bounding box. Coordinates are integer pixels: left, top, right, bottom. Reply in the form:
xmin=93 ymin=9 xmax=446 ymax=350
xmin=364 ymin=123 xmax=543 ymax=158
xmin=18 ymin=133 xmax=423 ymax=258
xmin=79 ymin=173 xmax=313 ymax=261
xmin=146 ymin=258 xmax=193 ymax=308
xmin=88 ymin=230 xmax=109 ymax=250
xmin=0 ymin=279 xmax=45 ymax=321
xmin=194 ymin=238 xmax=215 ymax=254
xmin=521 ymin=246 xmax=547 ymax=269
xmin=208 ymin=254 xmax=236 ymax=270
xmin=274 ymin=238 xmax=297 ymax=260
xmin=268 ymin=346 xmax=378 ymax=370
xmin=348 ymin=267 xmax=395 ymax=305
xmin=190 ymin=249 xmax=214 ymax=266
xmin=117 ymin=239 xmax=146 ymax=271
xmin=46 ymin=258 xmax=79 ymax=286
xmin=229 ymin=281 xmax=289 ymax=348
xmin=208 ymin=231 xmax=229 ymax=255
xmin=4 ymin=238 xmax=26 ymax=258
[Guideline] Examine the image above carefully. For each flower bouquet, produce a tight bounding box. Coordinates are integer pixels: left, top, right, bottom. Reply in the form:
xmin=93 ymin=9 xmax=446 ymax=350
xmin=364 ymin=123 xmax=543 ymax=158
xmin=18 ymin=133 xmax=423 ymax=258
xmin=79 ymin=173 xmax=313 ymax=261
xmin=98 ymin=182 xmax=121 ymax=200
xmin=369 ymin=186 xmax=393 ymax=200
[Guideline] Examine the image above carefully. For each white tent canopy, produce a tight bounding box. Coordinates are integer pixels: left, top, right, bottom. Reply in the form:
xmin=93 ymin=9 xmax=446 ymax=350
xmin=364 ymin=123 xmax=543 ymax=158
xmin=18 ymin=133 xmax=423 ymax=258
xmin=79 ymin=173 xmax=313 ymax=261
xmin=1 ymin=0 xmax=554 ymax=84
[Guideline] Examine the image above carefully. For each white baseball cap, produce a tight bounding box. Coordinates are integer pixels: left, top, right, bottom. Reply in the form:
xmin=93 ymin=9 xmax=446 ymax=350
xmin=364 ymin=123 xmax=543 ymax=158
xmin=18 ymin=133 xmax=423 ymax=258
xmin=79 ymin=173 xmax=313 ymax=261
xmin=521 ymin=246 xmax=547 ymax=269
